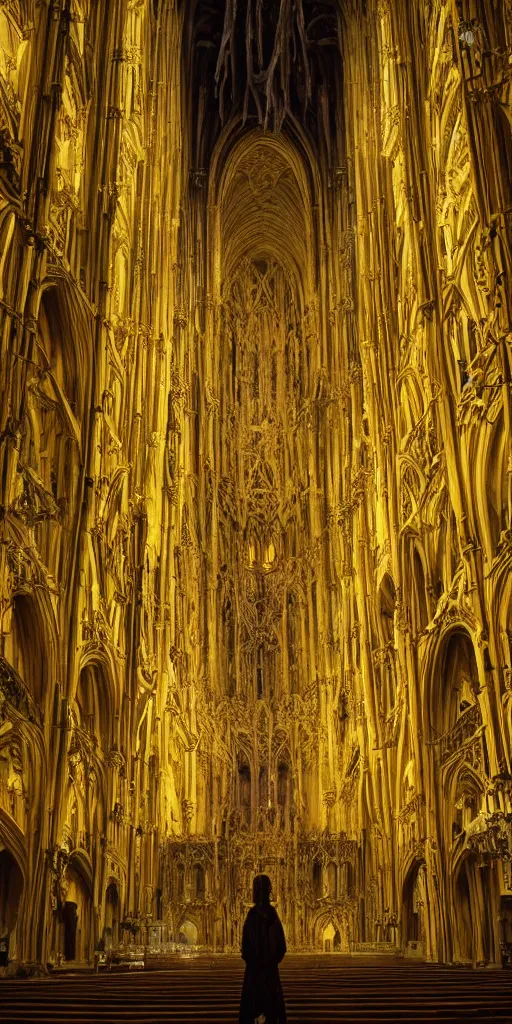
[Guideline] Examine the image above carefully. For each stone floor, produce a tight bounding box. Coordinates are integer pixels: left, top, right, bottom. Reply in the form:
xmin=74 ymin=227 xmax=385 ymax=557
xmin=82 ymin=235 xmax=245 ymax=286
xmin=1 ymin=954 xmax=511 ymax=1022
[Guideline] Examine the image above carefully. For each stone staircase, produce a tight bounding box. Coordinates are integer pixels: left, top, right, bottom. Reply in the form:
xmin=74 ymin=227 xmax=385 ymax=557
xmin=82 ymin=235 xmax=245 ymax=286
xmin=1 ymin=954 xmax=511 ymax=1022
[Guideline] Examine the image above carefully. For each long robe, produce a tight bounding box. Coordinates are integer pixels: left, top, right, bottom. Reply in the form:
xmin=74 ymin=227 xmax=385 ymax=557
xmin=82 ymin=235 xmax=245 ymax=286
xmin=239 ymin=904 xmax=287 ymax=1024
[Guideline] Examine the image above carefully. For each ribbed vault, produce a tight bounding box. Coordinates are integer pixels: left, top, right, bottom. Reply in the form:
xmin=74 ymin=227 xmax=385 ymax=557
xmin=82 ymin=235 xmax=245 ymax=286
xmin=218 ymin=132 xmax=311 ymax=287
xmin=183 ymin=0 xmax=344 ymax=168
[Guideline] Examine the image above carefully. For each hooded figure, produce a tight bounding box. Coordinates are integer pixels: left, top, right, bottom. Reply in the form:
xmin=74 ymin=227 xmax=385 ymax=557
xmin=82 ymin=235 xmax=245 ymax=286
xmin=239 ymin=874 xmax=287 ymax=1024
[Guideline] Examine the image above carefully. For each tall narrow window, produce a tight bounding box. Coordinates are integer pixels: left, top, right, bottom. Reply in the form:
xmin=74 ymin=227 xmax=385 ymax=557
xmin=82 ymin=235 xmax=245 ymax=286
xmin=256 ymin=645 xmax=264 ymax=698
xmin=277 ymin=764 xmax=289 ymax=808
xmin=194 ymin=864 xmax=205 ymax=898
xmin=313 ymin=860 xmax=323 ymax=900
xmin=239 ymin=764 xmax=251 ymax=825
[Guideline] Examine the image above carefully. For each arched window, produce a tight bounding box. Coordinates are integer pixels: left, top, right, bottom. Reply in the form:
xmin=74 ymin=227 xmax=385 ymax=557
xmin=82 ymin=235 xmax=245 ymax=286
xmin=259 ymin=766 xmax=268 ymax=808
xmin=452 ymin=771 xmax=482 ymax=838
xmin=277 ymin=764 xmax=289 ymax=808
xmin=104 ymin=882 xmax=119 ymax=949
xmin=377 ymin=574 xmax=397 ymax=709
xmin=412 ymin=549 xmax=429 ymax=632
xmin=327 ymin=862 xmax=337 ymax=898
xmin=4 ymin=594 xmax=46 ymax=705
xmin=19 ymin=286 xmax=82 ymax=576
xmin=256 ymin=645 xmax=264 ymax=698
xmin=436 ymin=631 xmax=479 ymax=736
xmin=239 ymin=764 xmax=251 ymax=824
xmin=37 ymin=289 xmax=77 ymax=413
xmin=340 ymin=861 xmax=355 ymax=894
xmin=75 ymin=663 xmax=112 ymax=752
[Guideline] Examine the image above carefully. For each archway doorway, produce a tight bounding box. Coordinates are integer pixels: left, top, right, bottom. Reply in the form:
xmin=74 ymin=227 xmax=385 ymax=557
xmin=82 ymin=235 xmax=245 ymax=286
xmin=62 ymin=900 xmax=78 ymax=962
xmin=178 ymin=918 xmax=198 ymax=946
xmin=454 ymin=858 xmax=495 ymax=965
xmin=104 ymin=882 xmax=119 ymax=951
xmin=63 ymin=863 xmax=92 ymax=962
xmin=322 ymin=922 xmax=335 ymax=952
xmin=4 ymin=594 xmax=45 ymax=706
xmin=0 ymin=848 xmax=23 ymax=964
xmin=455 ymin=860 xmax=473 ymax=964
xmin=402 ymin=862 xmax=427 ymax=958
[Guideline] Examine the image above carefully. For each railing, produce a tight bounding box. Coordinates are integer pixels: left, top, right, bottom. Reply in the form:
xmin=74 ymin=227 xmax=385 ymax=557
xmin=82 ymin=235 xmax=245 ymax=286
xmin=350 ymin=941 xmax=399 ymax=955
xmin=438 ymin=704 xmax=482 ymax=764
xmin=466 ymin=811 xmax=512 ymax=861
xmin=95 ymin=946 xmax=145 ymax=972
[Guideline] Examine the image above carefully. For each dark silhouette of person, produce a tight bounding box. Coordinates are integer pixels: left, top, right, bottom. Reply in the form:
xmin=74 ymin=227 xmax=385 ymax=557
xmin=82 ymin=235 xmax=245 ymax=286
xmin=239 ymin=874 xmax=287 ymax=1024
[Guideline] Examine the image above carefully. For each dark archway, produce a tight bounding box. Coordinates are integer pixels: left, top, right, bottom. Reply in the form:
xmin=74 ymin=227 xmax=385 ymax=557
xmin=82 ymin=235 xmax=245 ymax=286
xmin=4 ymin=594 xmax=46 ymax=706
xmin=376 ymin=573 xmax=396 ymax=710
xmin=63 ymin=862 xmax=93 ymax=963
xmin=402 ymin=861 xmax=427 ymax=957
xmin=277 ymin=763 xmax=290 ymax=808
xmin=340 ymin=861 xmax=355 ymax=895
xmin=454 ymin=860 xmax=473 ymax=963
xmin=312 ymin=859 xmax=323 ymax=900
xmin=0 ymin=848 xmax=23 ymax=964
xmin=27 ymin=286 xmax=82 ymax=575
xmin=379 ymin=573 xmax=396 ymax=644
xmin=194 ymin=863 xmax=205 ymax=898
xmin=238 ymin=764 xmax=251 ymax=826
xmin=75 ymin=662 xmax=113 ymax=753
xmin=454 ymin=857 xmax=495 ymax=966
xmin=104 ymin=882 xmax=119 ymax=950
xmin=38 ymin=288 xmax=78 ymax=408
xmin=412 ymin=549 xmax=429 ymax=632
xmin=432 ymin=630 xmax=480 ymax=738
xmin=62 ymin=900 xmax=78 ymax=961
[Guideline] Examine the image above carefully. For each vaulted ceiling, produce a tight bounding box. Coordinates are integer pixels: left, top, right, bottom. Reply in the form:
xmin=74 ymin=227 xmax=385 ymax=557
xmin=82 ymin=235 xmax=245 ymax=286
xmin=181 ymin=0 xmax=344 ymax=169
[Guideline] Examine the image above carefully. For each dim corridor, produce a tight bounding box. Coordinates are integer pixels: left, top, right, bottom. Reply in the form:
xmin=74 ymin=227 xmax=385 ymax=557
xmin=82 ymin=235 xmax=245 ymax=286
xmin=1 ymin=955 xmax=511 ymax=1023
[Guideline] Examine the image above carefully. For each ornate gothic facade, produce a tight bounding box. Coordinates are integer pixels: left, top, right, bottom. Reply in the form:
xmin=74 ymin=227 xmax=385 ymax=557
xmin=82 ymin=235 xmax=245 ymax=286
xmin=0 ymin=0 xmax=511 ymax=970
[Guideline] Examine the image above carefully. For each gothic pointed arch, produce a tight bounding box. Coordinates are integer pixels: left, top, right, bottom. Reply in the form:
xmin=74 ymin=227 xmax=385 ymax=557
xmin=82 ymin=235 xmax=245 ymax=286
xmin=424 ymin=626 xmax=482 ymax=741
xmin=3 ymin=590 xmax=48 ymax=708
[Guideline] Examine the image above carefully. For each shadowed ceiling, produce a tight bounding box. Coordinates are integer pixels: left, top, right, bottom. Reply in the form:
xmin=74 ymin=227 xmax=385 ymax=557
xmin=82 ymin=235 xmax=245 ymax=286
xmin=182 ymin=0 xmax=344 ymax=168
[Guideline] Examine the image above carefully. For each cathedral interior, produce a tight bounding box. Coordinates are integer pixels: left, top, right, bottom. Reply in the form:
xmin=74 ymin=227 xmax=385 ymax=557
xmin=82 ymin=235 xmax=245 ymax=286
xmin=0 ymin=0 xmax=512 ymax=979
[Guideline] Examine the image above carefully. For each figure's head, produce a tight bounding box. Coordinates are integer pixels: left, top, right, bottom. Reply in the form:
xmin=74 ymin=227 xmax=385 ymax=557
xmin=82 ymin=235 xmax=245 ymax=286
xmin=253 ymin=873 xmax=272 ymax=906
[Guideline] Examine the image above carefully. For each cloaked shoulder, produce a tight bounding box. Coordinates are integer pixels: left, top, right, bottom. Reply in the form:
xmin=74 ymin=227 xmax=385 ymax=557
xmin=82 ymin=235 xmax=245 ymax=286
xmin=241 ymin=903 xmax=286 ymax=966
